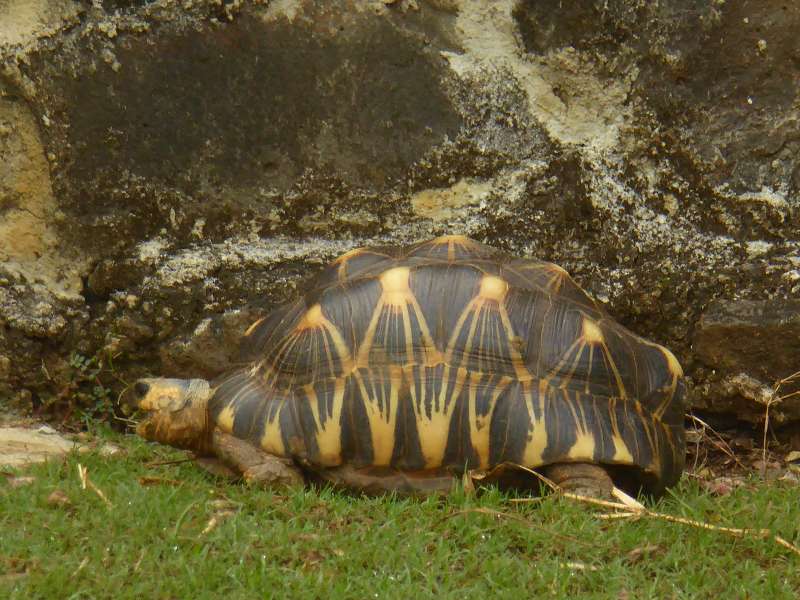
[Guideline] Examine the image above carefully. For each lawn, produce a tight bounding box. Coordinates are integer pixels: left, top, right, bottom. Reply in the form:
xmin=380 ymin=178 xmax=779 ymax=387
xmin=1 ymin=429 xmax=798 ymax=599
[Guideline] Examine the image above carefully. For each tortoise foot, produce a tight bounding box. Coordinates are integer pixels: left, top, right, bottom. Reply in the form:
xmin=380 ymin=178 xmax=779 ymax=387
xmin=542 ymin=462 xmax=614 ymax=499
xmin=211 ymin=430 xmax=304 ymax=489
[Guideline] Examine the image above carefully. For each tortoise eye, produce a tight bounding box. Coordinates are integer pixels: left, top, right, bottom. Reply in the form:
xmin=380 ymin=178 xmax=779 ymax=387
xmin=134 ymin=381 xmax=150 ymax=398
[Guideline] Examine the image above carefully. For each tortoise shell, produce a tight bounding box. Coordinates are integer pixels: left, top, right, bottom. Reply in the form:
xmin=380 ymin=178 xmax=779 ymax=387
xmin=209 ymin=236 xmax=685 ymax=494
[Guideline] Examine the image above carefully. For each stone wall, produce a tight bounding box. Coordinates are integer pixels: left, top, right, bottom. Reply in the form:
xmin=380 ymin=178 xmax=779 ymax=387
xmin=1 ymin=0 xmax=798 ymax=423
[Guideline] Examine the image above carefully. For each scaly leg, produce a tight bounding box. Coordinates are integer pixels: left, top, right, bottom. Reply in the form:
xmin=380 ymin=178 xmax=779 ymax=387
xmin=541 ymin=462 xmax=614 ymax=498
xmin=211 ymin=429 xmax=304 ymax=489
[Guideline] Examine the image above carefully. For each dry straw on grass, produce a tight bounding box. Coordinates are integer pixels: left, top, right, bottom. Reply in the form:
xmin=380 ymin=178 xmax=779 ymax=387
xmin=509 ymin=465 xmax=800 ymax=559
xmin=685 ymin=413 xmax=746 ymax=472
xmin=762 ymin=370 xmax=800 ymax=474
xmin=76 ymin=463 xmax=112 ymax=508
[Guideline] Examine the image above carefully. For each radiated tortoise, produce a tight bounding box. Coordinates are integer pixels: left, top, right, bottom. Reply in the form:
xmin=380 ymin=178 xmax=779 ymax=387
xmin=125 ymin=236 xmax=685 ymax=497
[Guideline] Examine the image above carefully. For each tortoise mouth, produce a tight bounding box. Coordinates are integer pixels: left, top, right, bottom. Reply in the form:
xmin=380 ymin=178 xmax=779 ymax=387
xmin=119 ymin=378 xmax=214 ymax=453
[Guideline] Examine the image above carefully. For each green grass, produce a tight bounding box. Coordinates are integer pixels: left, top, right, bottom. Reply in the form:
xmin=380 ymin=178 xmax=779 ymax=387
xmin=1 ymin=430 xmax=798 ymax=599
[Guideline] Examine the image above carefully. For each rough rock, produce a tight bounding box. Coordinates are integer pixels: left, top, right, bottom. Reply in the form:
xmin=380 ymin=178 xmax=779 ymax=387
xmin=0 ymin=426 xmax=77 ymax=467
xmin=0 ymin=0 xmax=798 ymax=424
xmin=692 ymin=300 xmax=800 ymax=423
xmin=0 ymin=425 xmax=121 ymax=467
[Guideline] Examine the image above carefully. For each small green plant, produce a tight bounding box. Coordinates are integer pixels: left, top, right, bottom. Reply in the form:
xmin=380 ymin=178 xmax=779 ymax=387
xmin=66 ymin=352 xmax=115 ymax=427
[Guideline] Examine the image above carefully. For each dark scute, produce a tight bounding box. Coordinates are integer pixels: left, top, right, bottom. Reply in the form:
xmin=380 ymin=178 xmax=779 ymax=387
xmin=338 ymin=277 xmax=389 ymax=360
xmin=590 ymin=322 xmax=638 ymax=395
xmin=629 ymin=341 xmax=682 ymax=417
xmin=292 ymin=381 xmax=337 ymax=464
xmin=504 ymin=287 xmax=547 ymax=370
xmin=447 ymin=302 xmax=521 ymax=376
xmin=232 ymin=387 xmax=264 ymax=441
xmin=499 ymin=263 xmax=552 ymax=292
xmin=209 ymin=370 xmax=250 ymax=419
xmin=390 ymin=381 xmax=426 ymax=470
xmin=541 ymin=390 xmax=578 ymax=463
xmin=264 ymin=323 xmax=341 ymax=380
xmin=443 ymin=387 xmax=480 ymax=469
xmin=488 ymin=381 xmax=532 ymax=466
xmin=211 ymin=369 xmax=296 ymax=448
xmin=507 ymin=258 xmax=598 ymax=309
xmin=583 ymin=396 xmax=620 ymax=461
xmin=341 ymin=251 xmax=397 ymax=282
xmin=362 ymin=301 xmax=432 ymax=366
xmin=536 ymin=388 xmax=670 ymax=489
xmin=240 ymin=300 xmax=306 ymax=362
xmin=307 ymin=250 xmax=394 ymax=292
xmin=339 ymin=375 xmax=374 ymax=467
xmin=535 ymin=304 xmax=583 ymax=375
xmin=411 ymin=264 xmax=482 ymax=349
xmin=525 ymin=306 xmax=636 ymax=399
xmin=442 ymin=373 xmax=511 ymax=470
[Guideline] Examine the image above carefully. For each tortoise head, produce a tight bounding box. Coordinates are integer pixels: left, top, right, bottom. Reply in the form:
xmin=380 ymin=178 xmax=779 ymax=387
xmin=123 ymin=378 xmax=213 ymax=454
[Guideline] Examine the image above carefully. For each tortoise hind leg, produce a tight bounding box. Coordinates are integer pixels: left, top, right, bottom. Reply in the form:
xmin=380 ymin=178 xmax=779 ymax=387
xmin=541 ymin=462 xmax=614 ymax=498
xmin=211 ymin=430 xmax=304 ymax=489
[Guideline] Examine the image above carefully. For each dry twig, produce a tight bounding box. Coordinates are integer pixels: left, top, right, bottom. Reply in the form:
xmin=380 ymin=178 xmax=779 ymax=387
xmin=72 ymin=556 xmax=89 ymax=578
xmin=502 ymin=462 xmax=800 ymax=559
xmin=775 ymin=370 xmax=800 ymax=399
xmin=761 ymin=397 xmax=777 ymax=477
xmin=76 ymin=463 xmax=112 ymax=508
xmin=138 ymin=476 xmax=183 ymax=487
xmin=200 ymin=510 xmax=236 ymax=536
xmin=611 ymin=486 xmax=645 ymax=510
xmin=132 ymin=548 xmax=145 ymax=574
xmin=757 ymin=370 xmax=800 ymax=476
xmin=686 ymin=414 xmax=746 ymax=471
xmin=515 ymin=489 xmax=800 ymax=558
xmin=144 ymin=457 xmax=195 ymax=468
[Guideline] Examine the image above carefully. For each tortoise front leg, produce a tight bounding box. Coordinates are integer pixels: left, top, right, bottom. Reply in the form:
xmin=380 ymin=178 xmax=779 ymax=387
xmin=211 ymin=430 xmax=304 ymax=489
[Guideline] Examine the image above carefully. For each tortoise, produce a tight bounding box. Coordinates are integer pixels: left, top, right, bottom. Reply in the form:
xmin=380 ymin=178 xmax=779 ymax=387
xmin=125 ymin=235 xmax=685 ymax=497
